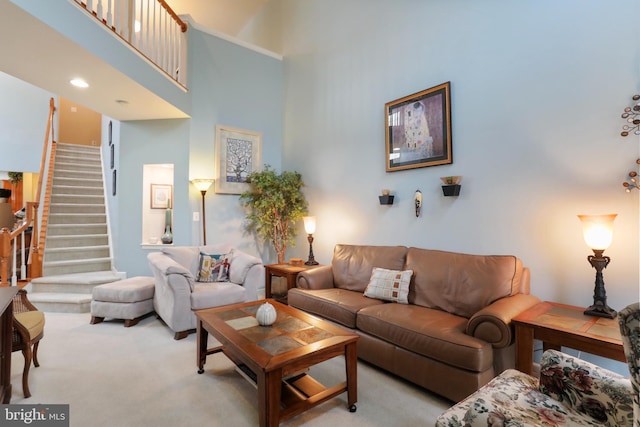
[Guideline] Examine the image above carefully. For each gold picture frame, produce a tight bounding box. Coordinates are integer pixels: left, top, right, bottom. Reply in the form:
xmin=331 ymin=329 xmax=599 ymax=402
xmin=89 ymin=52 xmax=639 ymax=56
xmin=214 ymin=125 xmax=262 ymax=194
xmin=150 ymin=184 xmax=172 ymax=209
xmin=385 ymin=81 xmax=452 ymax=172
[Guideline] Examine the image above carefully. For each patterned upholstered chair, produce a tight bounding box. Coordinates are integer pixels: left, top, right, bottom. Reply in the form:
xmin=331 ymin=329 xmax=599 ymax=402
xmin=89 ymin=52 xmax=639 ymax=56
xmin=435 ymin=348 xmax=635 ymax=426
xmin=12 ymin=289 xmax=45 ymax=398
xmin=619 ymin=302 xmax=640 ymax=427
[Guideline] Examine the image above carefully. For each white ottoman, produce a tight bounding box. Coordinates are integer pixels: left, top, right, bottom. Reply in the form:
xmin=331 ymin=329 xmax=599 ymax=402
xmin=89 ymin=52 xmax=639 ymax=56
xmin=90 ymin=276 xmax=155 ymax=327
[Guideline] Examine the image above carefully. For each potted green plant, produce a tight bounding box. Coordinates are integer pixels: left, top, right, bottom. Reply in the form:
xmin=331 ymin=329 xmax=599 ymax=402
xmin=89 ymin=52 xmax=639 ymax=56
xmin=240 ymin=165 xmax=308 ymax=264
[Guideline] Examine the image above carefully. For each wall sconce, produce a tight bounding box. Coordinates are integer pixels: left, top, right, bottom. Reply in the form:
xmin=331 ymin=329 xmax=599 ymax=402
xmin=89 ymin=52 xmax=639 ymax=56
xmin=414 ymin=190 xmax=422 ymax=217
xmin=623 ymin=159 xmax=640 ymax=192
xmin=303 ymin=216 xmax=319 ymax=265
xmin=191 ymin=179 xmax=214 ymax=245
xmin=379 ymin=189 xmax=394 ymax=205
xmin=577 ymin=213 xmax=617 ymax=319
xmin=440 ymin=176 xmax=462 ymax=197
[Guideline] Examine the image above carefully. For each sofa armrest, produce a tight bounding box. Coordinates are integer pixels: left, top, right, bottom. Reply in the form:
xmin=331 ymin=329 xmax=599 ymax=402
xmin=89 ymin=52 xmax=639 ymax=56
xmin=539 ymin=350 xmax=633 ymax=425
xmin=296 ymin=265 xmax=335 ymax=290
xmin=466 ymin=293 xmax=540 ymax=348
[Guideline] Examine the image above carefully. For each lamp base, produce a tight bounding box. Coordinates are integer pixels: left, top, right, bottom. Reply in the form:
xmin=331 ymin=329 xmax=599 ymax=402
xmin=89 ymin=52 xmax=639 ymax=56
xmin=584 ymin=303 xmax=617 ymax=319
xmin=304 ymin=260 xmax=319 ymax=266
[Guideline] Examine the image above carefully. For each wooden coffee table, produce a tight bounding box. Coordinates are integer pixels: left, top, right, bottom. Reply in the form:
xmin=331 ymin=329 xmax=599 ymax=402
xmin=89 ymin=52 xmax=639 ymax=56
xmin=196 ymin=299 xmax=359 ymax=427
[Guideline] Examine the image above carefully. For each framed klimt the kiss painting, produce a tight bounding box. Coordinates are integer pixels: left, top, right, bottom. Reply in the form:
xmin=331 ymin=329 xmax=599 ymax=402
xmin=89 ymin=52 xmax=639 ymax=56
xmin=214 ymin=125 xmax=262 ymax=194
xmin=385 ymin=81 xmax=452 ymax=172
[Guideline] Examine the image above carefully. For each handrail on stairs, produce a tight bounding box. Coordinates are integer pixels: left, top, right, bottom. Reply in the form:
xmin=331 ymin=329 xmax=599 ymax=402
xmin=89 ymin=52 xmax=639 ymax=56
xmin=0 ymin=98 xmax=55 ymax=286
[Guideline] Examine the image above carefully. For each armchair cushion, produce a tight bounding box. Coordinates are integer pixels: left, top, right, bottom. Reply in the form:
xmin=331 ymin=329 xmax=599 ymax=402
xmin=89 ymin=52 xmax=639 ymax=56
xmin=197 ymin=251 xmax=231 ymax=282
xmin=435 ymin=350 xmax=634 ymax=427
xmin=15 ymin=311 xmax=45 ymax=339
xmin=228 ymin=250 xmax=262 ymax=284
xmin=539 ymin=350 xmax=634 ymax=425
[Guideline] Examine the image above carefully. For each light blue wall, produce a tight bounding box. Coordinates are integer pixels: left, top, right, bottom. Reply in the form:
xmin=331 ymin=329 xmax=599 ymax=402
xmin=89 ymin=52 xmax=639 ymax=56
xmin=0 ymin=72 xmax=55 ymax=172
xmin=116 ymin=118 xmax=190 ymax=275
xmin=242 ymin=0 xmax=640 ymax=375
xmin=185 ymin=28 xmax=284 ymax=260
xmin=113 ymin=27 xmax=283 ymax=275
xmin=248 ymin=0 xmax=640 ymax=315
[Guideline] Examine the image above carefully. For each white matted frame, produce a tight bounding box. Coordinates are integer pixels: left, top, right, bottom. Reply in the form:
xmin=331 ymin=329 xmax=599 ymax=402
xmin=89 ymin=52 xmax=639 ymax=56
xmin=150 ymin=184 xmax=172 ymax=209
xmin=215 ymin=125 xmax=262 ymax=194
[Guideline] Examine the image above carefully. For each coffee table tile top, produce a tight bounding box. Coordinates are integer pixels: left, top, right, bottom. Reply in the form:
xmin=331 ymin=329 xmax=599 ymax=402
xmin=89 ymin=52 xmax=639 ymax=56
xmin=213 ymin=302 xmax=339 ymax=356
xmin=258 ymin=335 xmax=302 ymax=355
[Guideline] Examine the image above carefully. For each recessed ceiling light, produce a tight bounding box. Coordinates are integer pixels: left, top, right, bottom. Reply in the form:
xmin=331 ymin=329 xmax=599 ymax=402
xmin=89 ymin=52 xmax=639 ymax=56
xmin=70 ymin=78 xmax=89 ymax=88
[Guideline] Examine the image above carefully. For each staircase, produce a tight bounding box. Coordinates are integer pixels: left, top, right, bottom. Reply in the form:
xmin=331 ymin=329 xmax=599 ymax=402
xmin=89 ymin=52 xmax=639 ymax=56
xmin=28 ymin=142 xmax=123 ymax=312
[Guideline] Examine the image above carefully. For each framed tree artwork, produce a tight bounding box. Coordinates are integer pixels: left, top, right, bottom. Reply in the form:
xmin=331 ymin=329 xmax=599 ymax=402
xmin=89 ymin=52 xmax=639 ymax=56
xmin=214 ymin=125 xmax=262 ymax=194
xmin=385 ymin=81 xmax=452 ymax=172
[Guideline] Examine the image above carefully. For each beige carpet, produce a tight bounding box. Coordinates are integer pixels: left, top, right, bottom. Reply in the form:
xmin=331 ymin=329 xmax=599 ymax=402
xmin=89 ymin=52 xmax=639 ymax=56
xmin=9 ymin=312 xmax=452 ymax=427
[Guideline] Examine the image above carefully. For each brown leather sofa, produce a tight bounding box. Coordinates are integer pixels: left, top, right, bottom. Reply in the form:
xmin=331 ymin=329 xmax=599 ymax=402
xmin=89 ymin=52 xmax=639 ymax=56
xmin=288 ymin=244 xmax=540 ymax=402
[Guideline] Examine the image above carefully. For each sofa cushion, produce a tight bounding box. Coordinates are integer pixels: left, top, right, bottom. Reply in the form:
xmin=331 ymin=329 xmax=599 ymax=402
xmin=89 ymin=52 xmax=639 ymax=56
xmin=406 ymin=248 xmax=523 ymax=318
xmin=364 ymin=268 xmax=412 ymax=304
xmin=357 ymin=303 xmax=493 ymax=372
xmin=288 ymin=288 xmax=385 ymax=328
xmin=332 ymin=244 xmax=408 ymax=292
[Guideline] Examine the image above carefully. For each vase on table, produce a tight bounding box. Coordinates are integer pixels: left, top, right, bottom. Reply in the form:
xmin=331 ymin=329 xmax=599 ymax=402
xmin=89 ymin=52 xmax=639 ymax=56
xmin=161 ymin=208 xmax=173 ymax=244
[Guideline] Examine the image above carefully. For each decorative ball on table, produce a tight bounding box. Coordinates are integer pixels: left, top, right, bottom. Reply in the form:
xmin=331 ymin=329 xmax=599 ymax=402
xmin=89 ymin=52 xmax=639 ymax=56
xmin=256 ymin=302 xmax=277 ymax=326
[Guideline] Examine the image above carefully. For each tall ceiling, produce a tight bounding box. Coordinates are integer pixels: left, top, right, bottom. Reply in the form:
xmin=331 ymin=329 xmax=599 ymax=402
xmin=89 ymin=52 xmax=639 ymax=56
xmin=166 ymin=0 xmax=268 ymax=36
xmin=0 ymin=0 xmax=268 ymax=121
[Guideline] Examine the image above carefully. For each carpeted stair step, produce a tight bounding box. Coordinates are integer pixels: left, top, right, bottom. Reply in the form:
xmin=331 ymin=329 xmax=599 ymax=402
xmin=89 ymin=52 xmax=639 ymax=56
xmin=43 ymin=257 xmax=112 ymax=276
xmin=51 ymin=184 xmax=104 ymax=196
xmin=28 ymin=271 xmax=126 ymax=313
xmin=50 ymin=194 xmax=104 ymax=204
xmin=46 ymin=223 xmax=108 ymax=236
xmin=44 ymin=245 xmax=110 ymax=262
xmin=46 ymin=234 xmax=109 ymax=248
xmin=49 ymin=203 xmax=106 ymax=214
xmin=47 ymin=213 xmax=107 ymax=225
xmin=27 ymin=293 xmax=93 ymax=313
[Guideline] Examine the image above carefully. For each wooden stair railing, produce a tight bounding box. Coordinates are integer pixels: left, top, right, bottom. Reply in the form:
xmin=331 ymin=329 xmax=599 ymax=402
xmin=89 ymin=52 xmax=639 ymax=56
xmin=0 ymin=98 xmax=55 ymax=286
xmin=74 ymin=0 xmax=188 ymax=87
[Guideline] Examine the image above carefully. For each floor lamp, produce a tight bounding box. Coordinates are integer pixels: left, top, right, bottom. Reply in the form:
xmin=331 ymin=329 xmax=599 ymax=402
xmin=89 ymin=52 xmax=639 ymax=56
xmin=192 ymin=179 xmax=214 ymax=245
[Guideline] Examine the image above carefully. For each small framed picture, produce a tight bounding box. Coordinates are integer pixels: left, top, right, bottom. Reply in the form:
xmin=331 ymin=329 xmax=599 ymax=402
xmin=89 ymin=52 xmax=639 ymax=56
xmin=385 ymin=81 xmax=452 ymax=172
xmin=214 ymin=125 xmax=262 ymax=194
xmin=108 ymin=120 xmax=112 ymax=146
xmin=110 ymin=144 xmax=115 ymax=170
xmin=112 ymin=170 xmax=117 ymax=196
xmin=150 ymin=184 xmax=172 ymax=209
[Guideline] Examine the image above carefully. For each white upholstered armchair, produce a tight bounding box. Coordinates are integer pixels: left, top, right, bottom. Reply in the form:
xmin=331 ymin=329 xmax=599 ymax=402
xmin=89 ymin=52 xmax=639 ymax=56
xmin=147 ymin=244 xmax=264 ymax=339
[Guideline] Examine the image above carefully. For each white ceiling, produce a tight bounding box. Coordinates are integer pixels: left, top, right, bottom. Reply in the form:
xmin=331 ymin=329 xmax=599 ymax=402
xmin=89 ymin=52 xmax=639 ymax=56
xmin=166 ymin=0 xmax=268 ymax=36
xmin=0 ymin=0 xmax=267 ymax=121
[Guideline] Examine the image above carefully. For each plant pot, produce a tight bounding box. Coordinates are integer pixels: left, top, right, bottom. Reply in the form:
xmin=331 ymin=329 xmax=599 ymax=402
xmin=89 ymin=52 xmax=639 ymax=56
xmin=378 ymin=195 xmax=394 ymax=205
xmin=442 ymin=184 xmax=461 ymax=197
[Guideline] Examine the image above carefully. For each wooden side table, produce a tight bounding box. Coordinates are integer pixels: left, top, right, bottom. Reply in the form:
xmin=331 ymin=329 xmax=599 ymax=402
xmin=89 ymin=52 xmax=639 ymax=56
xmin=265 ymin=263 xmax=323 ymax=303
xmin=512 ymin=301 xmax=625 ymax=376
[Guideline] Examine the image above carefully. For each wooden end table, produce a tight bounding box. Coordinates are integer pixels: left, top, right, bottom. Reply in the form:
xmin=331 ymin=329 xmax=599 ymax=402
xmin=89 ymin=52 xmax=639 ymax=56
xmin=265 ymin=263 xmax=323 ymax=303
xmin=512 ymin=301 xmax=625 ymax=375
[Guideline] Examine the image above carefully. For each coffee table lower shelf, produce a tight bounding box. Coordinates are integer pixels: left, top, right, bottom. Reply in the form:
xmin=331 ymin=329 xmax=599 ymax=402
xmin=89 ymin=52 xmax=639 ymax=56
xmin=235 ymin=362 xmax=355 ymax=418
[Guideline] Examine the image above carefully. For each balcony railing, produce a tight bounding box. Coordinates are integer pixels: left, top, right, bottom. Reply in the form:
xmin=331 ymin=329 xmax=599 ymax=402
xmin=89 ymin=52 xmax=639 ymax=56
xmin=74 ymin=0 xmax=188 ymax=87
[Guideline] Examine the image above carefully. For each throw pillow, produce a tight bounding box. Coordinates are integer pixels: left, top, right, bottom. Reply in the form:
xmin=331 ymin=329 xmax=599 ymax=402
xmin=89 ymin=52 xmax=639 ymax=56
xmin=197 ymin=252 xmax=231 ymax=282
xmin=364 ymin=267 xmax=412 ymax=304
